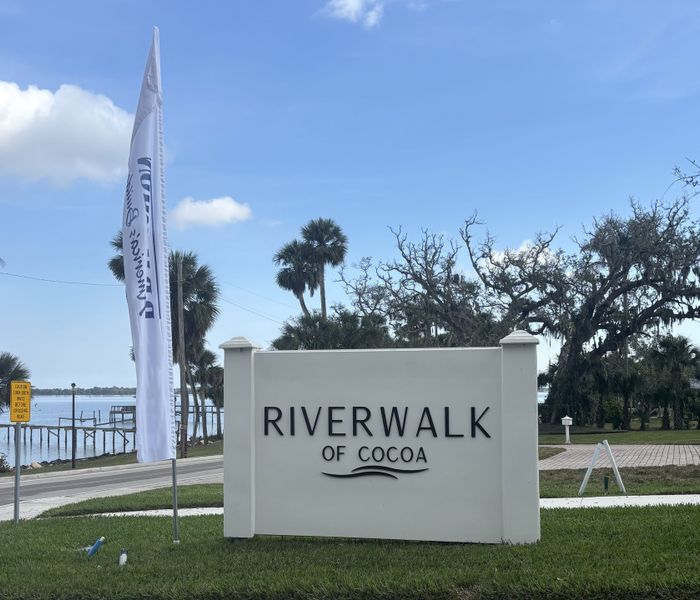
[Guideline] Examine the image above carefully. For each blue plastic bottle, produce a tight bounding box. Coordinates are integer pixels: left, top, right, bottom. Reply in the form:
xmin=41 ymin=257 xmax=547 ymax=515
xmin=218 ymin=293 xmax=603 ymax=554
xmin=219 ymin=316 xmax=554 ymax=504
xmin=87 ymin=536 xmax=105 ymax=557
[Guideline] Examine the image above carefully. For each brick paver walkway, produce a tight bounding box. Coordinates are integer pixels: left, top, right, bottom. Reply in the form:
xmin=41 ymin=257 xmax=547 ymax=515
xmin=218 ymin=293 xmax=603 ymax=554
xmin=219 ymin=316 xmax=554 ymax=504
xmin=539 ymin=444 xmax=700 ymax=470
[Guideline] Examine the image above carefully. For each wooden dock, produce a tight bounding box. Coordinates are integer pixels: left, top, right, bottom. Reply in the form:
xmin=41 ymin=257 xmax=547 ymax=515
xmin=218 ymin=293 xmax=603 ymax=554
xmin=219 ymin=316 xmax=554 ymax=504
xmin=0 ymin=404 xmax=221 ymax=458
xmin=0 ymin=422 xmax=137 ymax=455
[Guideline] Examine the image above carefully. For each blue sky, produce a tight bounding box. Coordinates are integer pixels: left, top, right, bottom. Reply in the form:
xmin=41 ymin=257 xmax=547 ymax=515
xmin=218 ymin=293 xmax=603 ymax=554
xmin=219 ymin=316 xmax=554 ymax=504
xmin=1 ymin=0 xmax=699 ymax=387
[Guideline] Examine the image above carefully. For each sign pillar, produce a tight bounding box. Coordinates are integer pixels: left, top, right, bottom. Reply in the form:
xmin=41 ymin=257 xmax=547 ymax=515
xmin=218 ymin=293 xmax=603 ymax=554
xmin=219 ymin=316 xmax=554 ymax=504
xmin=220 ymin=337 xmax=259 ymax=539
xmin=14 ymin=422 xmax=20 ymax=523
xmin=10 ymin=380 xmax=31 ymax=524
xmin=499 ymin=331 xmax=539 ymax=544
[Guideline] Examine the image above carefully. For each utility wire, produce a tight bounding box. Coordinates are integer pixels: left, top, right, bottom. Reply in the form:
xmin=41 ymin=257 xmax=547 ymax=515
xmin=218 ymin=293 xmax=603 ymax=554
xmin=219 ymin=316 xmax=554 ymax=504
xmin=220 ymin=298 xmax=284 ymax=324
xmin=219 ymin=279 xmax=297 ymax=310
xmin=0 ymin=270 xmax=287 ymax=324
xmin=0 ymin=271 xmax=121 ymax=287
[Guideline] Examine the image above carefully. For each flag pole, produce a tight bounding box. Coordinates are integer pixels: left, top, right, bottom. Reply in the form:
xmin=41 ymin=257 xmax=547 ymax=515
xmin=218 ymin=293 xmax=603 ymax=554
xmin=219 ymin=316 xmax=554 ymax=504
xmin=157 ymin=27 xmax=179 ymax=545
xmin=172 ymin=456 xmax=179 ymax=543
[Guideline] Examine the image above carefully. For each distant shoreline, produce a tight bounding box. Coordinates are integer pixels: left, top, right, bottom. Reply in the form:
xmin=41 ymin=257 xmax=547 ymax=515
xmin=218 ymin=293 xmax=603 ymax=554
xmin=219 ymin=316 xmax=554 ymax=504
xmin=33 ymin=388 xmax=136 ymax=396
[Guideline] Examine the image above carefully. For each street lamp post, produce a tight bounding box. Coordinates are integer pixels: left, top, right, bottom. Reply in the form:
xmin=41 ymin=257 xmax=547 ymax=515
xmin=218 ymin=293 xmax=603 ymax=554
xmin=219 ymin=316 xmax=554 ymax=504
xmin=71 ymin=382 xmax=76 ymax=469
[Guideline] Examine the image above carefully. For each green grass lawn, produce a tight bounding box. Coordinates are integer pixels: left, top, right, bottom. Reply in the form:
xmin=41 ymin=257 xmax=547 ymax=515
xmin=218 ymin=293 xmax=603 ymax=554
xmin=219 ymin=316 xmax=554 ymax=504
xmin=540 ymin=465 xmax=700 ymax=497
xmin=538 ymin=426 xmax=700 ymax=445
xmin=41 ymin=484 xmax=224 ymax=517
xmin=538 ymin=446 xmax=566 ymax=460
xmin=2 ymin=507 xmax=700 ymax=599
xmin=40 ymin=464 xmax=700 ymax=519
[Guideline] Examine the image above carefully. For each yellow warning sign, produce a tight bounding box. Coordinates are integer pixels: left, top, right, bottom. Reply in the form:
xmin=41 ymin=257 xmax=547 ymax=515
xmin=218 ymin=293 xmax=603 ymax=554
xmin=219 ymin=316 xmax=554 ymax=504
xmin=10 ymin=381 xmax=31 ymax=423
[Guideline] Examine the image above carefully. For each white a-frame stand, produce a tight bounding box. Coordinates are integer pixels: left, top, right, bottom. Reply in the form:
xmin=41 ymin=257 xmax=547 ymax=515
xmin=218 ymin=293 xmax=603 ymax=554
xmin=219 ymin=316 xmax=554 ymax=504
xmin=578 ymin=439 xmax=626 ymax=496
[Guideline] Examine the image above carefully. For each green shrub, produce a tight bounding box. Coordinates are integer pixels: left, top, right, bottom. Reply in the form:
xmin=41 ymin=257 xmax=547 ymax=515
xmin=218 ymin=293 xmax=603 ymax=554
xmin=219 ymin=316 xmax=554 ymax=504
xmin=604 ymin=396 xmax=624 ymax=429
xmin=0 ymin=453 xmax=10 ymax=473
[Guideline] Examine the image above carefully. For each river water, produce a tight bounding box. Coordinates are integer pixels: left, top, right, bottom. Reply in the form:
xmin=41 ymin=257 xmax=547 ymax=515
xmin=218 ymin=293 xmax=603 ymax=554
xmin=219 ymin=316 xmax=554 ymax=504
xmin=0 ymin=395 xmax=218 ymax=467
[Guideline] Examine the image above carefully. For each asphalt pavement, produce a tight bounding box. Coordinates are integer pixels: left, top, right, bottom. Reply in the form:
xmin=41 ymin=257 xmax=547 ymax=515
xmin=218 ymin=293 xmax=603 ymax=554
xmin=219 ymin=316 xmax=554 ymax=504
xmin=0 ymin=454 xmax=223 ymax=521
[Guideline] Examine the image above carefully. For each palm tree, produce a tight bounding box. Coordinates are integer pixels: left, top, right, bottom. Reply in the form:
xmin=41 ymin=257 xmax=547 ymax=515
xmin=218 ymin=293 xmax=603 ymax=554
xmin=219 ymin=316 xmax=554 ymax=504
xmin=108 ymin=233 xmax=125 ymax=281
xmin=208 ymin=365 xmax=224 ymax=438
xmin=273 ymin=312 xmax=340 ymax=350
xmin=273 ymin=240 xmax=317 ymax=317
xmin=301 ymin=218 xmax=348 ymax=320
xmin=651 ymin=335 xmax=700 ymax=429
xmin=0 ymin=352 xmax=30 ymax=408
xmin=272 ymin=309 xmax=391 ymax=350
xmin=107 ymin=233 xmax=220 ymax=453
xmin=169 ymin=251 xmax=220 ymax=367
xmin=107 ymin=233 xmax=220 ymax=364
xmin=192 ymin=348 xmax=220 ymax=443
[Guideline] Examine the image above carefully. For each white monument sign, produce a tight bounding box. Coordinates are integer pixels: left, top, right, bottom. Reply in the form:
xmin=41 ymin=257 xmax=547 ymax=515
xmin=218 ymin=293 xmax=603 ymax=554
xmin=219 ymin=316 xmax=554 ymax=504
xmin=221 ymin=330 xmax=539 ymax=544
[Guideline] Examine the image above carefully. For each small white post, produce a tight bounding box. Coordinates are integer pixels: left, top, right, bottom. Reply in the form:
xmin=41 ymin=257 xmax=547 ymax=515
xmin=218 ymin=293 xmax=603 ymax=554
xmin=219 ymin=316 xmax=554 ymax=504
xmin=499 ymin=330 xmax=540 ymax=544
xmin=220 ymin=336 xmax=259 ymax=539
xmin=561 ymin=415 xmax=572 ymax=444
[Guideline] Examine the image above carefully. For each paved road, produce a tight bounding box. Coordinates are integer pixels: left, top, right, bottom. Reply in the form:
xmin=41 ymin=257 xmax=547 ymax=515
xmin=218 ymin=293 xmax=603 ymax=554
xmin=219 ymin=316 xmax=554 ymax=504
xmin=540 ymin=444 xmax=700 ymax=470
xmin=0 ymin=455 xmax=223 ymax=521
xmin=3 ymin=445 xmax=698 ymax=521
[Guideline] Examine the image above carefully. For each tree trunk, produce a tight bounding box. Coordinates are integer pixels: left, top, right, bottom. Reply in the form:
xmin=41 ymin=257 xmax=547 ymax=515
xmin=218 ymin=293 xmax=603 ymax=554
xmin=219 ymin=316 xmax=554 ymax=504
xmin=662 ymin=404 xmax=671 ymax=430
xmin=622 ymin=392 xmax=631 ymax=430
xmin=595 ymin=397 xmax=605 ymax=429
xmin=546 ymin=341 xmax=578 ymax=423
xmin=672 ymin=394 xmax=685 ymax=430
xmin=185 ymin=363 xmax=200 ymax=442
xmin=191 ymin=386 xmax=200 ymax=442
xmin=319 ymin=266 xmax=327 ymax=319
xmin=199 ymin=386 xmax=209 ymax=443
xmin=297 ymin=293 xmax=311 ymax=318
xmin=547 ymin=360 xmax=581 ymax=423
xmin=216 ymin=405 xmax=222 ymax=437
xmin=638 ymin=403 xmax=648 ymax=430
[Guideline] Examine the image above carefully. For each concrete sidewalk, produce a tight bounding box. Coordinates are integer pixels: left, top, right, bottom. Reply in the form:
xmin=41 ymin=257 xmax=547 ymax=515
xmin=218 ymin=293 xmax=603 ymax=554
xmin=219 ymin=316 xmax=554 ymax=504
xmin=67 ymin=494 xmax=700 ymax=518
xmin=540 ymin=494 xmax=700 ymax=509
xmin=539 ymin=444 xmax=700 ymax=470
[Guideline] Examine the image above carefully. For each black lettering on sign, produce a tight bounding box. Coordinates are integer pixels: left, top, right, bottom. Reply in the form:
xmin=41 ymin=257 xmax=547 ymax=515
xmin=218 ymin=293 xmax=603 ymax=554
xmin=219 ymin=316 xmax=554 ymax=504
xmin=328 ymin=406 xmax=346 ymax=437
xmin=471 ymin=406 xmax=491 ymax=438
xmin=352 ymin=406 xmax=373 ymax=436
xmin=359 ymin=446 xmax=370 ymax=462
xmin=321 ymin=445 xmax=335 ymax=461
xmin=444 ymin=406 xmax=464 ymax=437
xmin=380 ymin=406 xmax=408 ymax=436
xmin=264 ymin=406 xmax=283 ymax=435
xmin=301 ymin=406 xmax=322 ymax=435
xmin=416 ymin=407 xmax=437 ymax=437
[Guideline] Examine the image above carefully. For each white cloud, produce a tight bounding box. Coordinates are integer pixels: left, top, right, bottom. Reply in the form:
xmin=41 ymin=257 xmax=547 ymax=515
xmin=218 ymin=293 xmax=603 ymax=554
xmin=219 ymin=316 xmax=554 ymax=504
xmin=320 ymin=0 xmax=436 ymax=28
xmin=322 ymin=0 xmax=386 ymax=28
xmin=0 ymin=81 xmax=133 ymax=184
xmin=170 ymin=196 xmax=252 ymax=230
xmin=489 ymin=239 xmax=557 ymax=271
xmin=364 ymin=3 xmax=384 ymax=27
